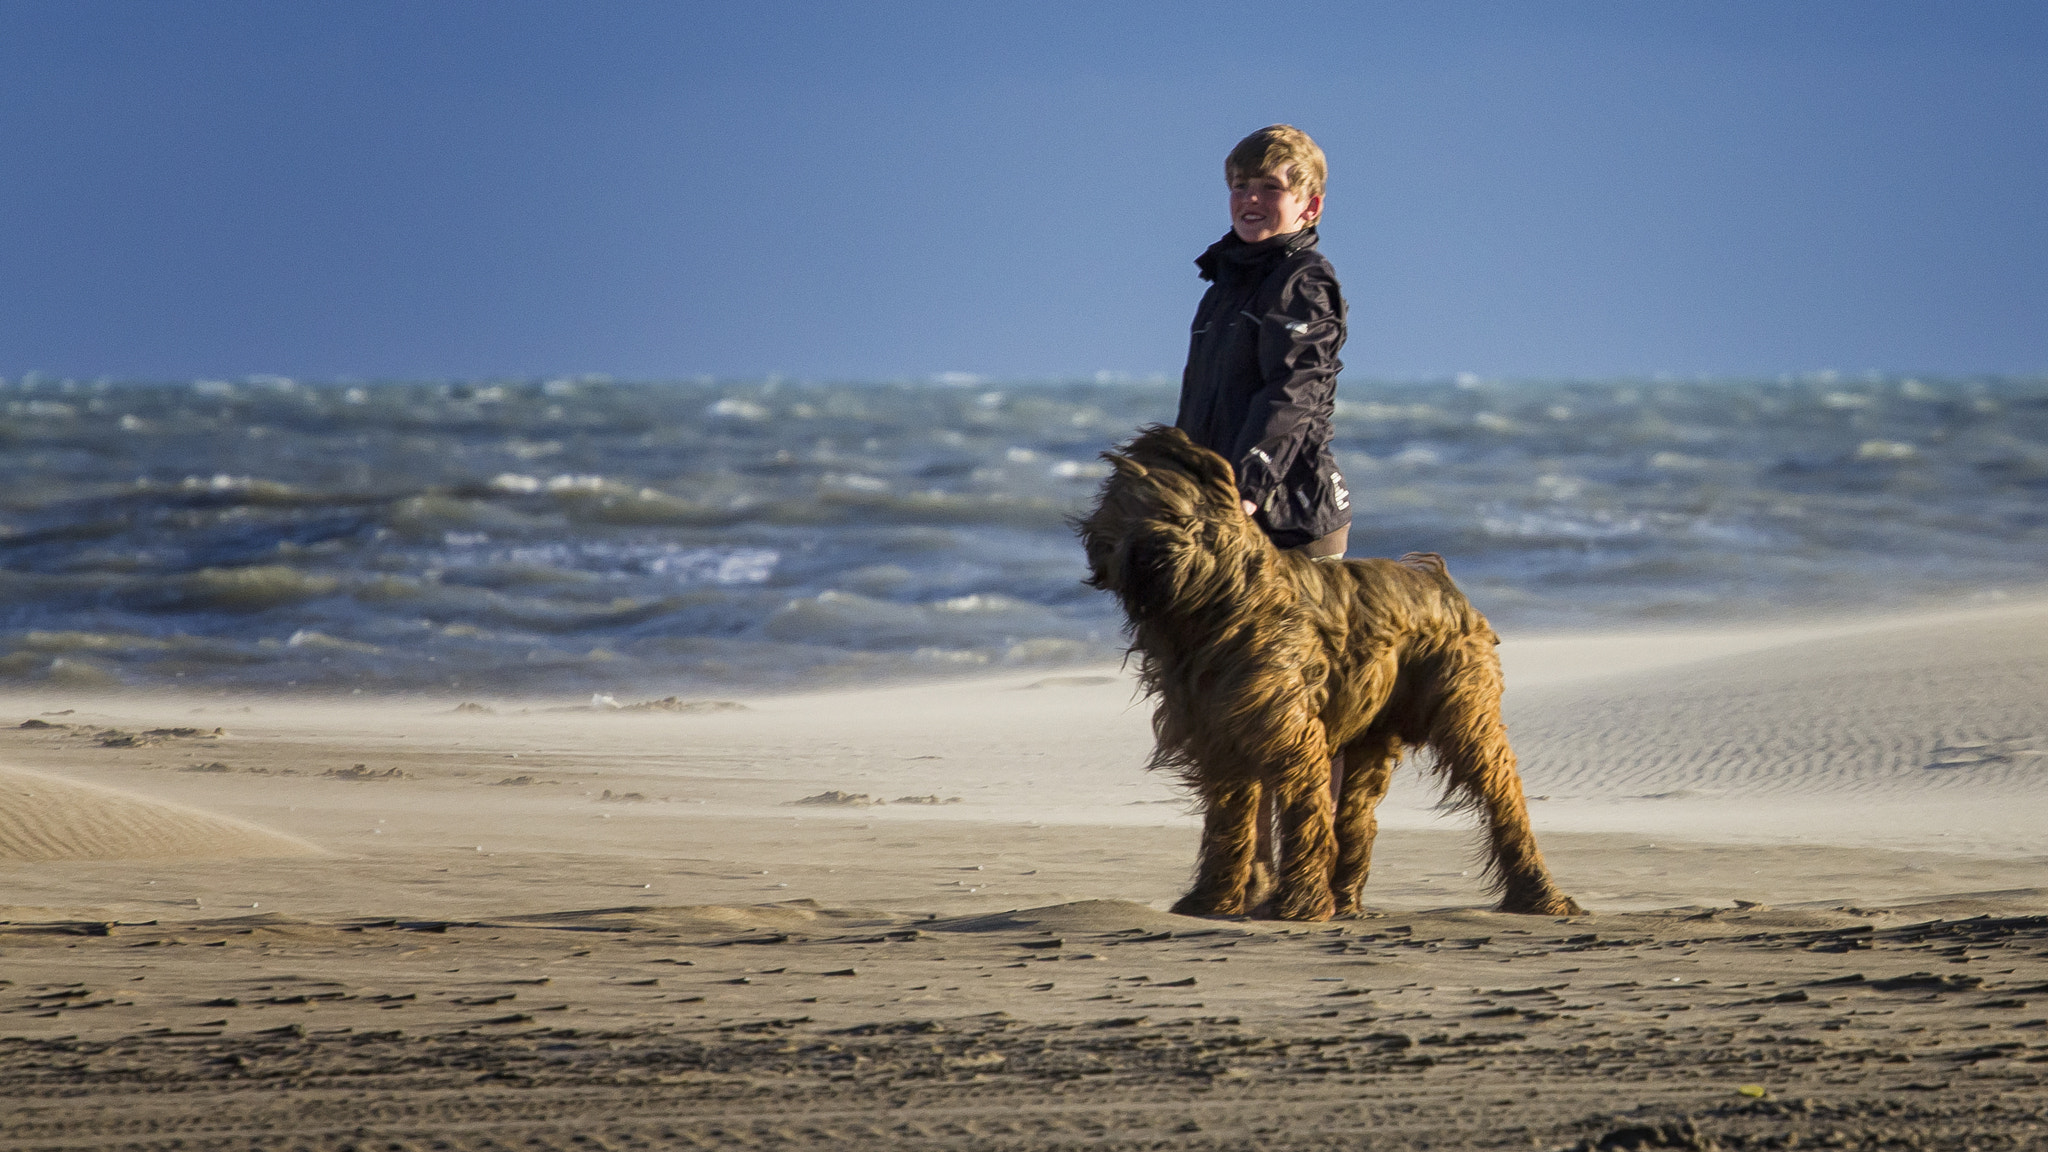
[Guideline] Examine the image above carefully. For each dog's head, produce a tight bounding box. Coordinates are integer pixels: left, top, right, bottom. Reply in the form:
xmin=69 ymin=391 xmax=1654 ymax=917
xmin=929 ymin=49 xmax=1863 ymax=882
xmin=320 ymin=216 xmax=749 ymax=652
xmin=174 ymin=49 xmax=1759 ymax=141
xmin=1073 ymin=426 xmax=1269 ymax=617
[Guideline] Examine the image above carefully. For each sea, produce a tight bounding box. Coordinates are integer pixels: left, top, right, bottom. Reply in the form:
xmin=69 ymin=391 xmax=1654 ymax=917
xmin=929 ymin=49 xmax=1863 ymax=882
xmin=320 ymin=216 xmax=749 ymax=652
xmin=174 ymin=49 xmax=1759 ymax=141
xmin=0 ymin=372 xmax=2042 ymax=697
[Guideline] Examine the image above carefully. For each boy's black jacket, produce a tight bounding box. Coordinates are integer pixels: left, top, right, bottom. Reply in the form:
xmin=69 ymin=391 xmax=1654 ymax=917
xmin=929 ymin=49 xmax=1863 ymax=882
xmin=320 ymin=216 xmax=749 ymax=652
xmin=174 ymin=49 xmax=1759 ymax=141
xmin=1175 ymin=226 xmax=1351 ymax=550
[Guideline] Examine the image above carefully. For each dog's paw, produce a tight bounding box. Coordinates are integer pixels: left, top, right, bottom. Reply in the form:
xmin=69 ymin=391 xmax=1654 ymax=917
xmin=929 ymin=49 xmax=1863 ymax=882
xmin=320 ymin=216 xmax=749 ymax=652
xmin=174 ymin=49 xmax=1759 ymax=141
xmin=1171 ymin=892 xmax=1244 ymax=918
xmin=1273 ymin=889 xmax=1337 ymax=923
xmin=1499 ymin=891 xmax=1584 ymax=916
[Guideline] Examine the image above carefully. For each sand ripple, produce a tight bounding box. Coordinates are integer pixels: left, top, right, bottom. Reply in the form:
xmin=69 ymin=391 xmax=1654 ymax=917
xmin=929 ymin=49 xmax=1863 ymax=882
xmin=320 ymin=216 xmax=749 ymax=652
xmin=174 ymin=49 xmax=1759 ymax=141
xmin=1510 ymin=605 xmax=2048 ymax=799
xmin=0 ymin=765 xmax=321 ymax=861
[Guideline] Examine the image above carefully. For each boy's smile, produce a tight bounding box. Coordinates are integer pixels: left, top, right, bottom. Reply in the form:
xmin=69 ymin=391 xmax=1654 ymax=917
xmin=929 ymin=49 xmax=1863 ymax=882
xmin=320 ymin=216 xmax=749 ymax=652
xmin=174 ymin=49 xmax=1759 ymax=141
xmin=1230 ymin=164 xmax=1321 ymax=243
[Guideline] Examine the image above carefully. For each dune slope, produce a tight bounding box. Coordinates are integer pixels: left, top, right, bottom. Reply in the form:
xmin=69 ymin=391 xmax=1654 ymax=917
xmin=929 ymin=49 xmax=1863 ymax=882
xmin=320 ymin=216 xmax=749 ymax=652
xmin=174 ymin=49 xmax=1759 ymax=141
xmin=0 ymin=765 xmax=321 ymax=862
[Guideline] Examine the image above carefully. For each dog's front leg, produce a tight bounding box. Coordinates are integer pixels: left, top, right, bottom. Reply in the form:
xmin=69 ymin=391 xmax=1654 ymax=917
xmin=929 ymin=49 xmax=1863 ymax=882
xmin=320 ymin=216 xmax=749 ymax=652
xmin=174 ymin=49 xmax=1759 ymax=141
xmin=1245 ymin=787 xmax=1278 ymax=917
xmin=1171 ymin=780 xmax=1264 ymax=917
xmin=1271 ymin=773 xmax=1339 ymax=922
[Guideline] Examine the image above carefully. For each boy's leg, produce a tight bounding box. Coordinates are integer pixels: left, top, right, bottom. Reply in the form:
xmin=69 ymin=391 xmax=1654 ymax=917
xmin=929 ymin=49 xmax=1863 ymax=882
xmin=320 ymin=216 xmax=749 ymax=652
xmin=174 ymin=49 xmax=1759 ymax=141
xmin=1297 ymin=525 xmax=1348 ymax=560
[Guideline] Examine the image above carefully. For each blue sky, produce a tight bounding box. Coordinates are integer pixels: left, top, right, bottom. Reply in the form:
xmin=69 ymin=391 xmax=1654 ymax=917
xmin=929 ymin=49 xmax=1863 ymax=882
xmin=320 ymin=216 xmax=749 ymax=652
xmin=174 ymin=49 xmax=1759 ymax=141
xmin=2 ymin=1 xmax=2043 ymax=381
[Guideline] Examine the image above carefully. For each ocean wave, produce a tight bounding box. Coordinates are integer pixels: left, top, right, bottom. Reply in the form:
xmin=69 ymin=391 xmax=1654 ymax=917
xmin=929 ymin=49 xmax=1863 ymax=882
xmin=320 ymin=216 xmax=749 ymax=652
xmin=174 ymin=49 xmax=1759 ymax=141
xmin=0 ymin=373 xmax=2039 ymax=691
xmin=764 ymin=589 xmax=1083 ymax=651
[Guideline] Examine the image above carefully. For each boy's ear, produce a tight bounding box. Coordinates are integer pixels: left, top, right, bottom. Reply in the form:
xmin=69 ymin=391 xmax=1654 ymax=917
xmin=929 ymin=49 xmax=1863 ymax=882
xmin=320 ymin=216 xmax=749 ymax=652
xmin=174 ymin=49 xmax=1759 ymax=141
xmin=1304 ymin=191 xmax=1323 ymax=225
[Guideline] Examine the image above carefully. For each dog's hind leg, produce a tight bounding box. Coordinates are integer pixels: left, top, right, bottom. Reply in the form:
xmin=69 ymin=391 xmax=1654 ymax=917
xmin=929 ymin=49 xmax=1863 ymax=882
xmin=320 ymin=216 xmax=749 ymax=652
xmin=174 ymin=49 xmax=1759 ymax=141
xmin=1429 ymin=639 xmax=1583 ymax=916
xmin=1172 ymin=779 xmax=1264 ymax=917
xmin=1331 ymin=730 xmax=1402 ymax=916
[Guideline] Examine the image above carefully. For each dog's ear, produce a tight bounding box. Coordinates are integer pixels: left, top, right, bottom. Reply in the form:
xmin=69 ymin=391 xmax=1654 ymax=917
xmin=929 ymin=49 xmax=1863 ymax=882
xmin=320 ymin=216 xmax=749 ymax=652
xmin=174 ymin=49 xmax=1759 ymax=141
xmin=1175 ymin=440 xmax=1238 ymax=497
xmin=1105 ymin=452 xmax=1148 ymax=482
xmin=1126 ymin=425 xmax=1237 ymax=504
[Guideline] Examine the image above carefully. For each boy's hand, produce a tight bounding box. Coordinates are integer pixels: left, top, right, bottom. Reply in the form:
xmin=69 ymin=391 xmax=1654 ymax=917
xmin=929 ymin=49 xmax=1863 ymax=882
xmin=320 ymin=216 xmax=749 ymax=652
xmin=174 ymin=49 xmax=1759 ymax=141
xmin=1241 ymin=500 xmax=1258 ymax=517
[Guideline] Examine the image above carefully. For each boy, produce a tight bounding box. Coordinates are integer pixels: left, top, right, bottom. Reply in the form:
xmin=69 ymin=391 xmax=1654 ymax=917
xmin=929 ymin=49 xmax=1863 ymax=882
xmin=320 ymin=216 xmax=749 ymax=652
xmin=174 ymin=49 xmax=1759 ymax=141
xmin=1175 ymin=124 xmax=1350 ymax=559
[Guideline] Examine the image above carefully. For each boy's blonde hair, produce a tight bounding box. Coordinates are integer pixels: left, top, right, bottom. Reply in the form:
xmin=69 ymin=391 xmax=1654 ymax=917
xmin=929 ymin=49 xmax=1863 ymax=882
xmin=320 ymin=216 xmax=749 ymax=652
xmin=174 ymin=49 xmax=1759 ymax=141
xmin=1225 ymin=124 xmax=1327 ymax=218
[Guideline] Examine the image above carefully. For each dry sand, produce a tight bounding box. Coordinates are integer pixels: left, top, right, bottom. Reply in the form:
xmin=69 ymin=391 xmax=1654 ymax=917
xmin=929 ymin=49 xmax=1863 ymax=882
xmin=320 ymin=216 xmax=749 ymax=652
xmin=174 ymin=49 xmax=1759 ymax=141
xmin=2 ymin=598 xmax=2045 ymax=1149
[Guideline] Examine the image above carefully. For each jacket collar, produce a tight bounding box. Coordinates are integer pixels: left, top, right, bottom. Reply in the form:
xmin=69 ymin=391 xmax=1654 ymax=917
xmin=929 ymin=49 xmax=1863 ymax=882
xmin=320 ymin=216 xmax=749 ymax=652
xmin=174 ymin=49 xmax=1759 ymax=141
xmin=1195 ymin=226 xmax=1319 ymax=282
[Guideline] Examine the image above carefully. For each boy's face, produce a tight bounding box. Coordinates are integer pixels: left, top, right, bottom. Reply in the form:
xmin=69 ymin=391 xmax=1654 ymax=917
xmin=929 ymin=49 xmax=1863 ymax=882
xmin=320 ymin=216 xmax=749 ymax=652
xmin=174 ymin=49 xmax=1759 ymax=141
xmin=1229 ymin=164 xmax=1321 ymax=243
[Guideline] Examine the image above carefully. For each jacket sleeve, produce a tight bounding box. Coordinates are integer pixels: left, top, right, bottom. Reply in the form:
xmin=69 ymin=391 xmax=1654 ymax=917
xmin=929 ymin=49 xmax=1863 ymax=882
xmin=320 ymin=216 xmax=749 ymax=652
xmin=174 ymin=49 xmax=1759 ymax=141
xmin=1229 ymin=262 xmax=1346 ymax=510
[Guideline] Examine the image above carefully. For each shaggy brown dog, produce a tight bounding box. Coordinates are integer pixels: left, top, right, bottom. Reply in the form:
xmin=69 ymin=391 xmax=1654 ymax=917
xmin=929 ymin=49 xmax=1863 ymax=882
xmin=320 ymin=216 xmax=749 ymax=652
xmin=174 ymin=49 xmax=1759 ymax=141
xmin=1076 ymin=426 xmax=1581 ymax=921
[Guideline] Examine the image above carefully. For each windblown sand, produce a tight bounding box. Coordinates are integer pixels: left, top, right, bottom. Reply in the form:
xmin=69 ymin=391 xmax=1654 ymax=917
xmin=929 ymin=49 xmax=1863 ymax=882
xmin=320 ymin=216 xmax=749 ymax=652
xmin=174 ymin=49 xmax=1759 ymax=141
xmin=1 ymin=599 xmax=2044 ymax=1150
xmin=0 ymin=764 xmax=320 ymax=864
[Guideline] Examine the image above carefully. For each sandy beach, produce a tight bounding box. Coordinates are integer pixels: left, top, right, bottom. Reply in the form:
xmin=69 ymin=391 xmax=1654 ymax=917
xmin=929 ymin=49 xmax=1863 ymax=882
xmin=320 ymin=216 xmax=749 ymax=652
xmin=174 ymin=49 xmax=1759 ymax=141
xmin=3 ymin=597 xmax=2046 ymax=1150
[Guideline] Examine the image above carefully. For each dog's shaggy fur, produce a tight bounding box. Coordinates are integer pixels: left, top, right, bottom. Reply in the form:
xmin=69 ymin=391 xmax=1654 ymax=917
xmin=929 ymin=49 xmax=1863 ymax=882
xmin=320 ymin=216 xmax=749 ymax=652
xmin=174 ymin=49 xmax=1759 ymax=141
xmin=1076 ymin=426 xmax=1580 ymax=921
